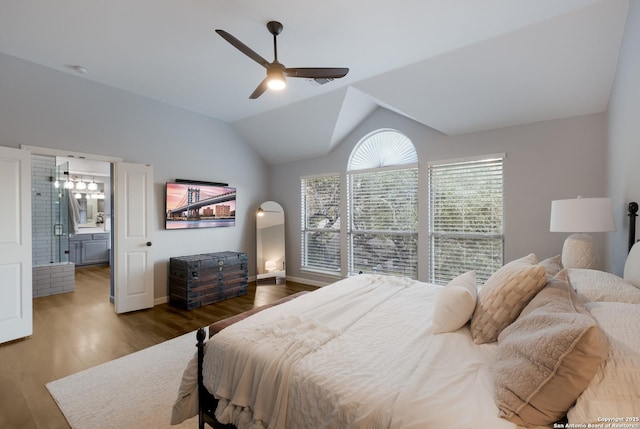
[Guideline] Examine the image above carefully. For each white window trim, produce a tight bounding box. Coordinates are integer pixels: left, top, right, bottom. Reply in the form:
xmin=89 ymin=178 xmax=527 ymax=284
xmin=428 ymin=153 xmax=505 ymax=284
xmin=427 ymin=152 xmax=506 ymax=167
xmin=300 ymin=173 xmax=342 ymax=275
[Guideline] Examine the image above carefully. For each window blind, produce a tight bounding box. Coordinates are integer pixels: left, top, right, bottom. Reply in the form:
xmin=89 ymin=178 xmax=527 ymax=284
xmin=300 ymin=175 xmax=341 ymax=272
xmin=348 ymin=167 xmax=418 ymax=277
xmin=428 ymin=155 xmax=504 ymax=284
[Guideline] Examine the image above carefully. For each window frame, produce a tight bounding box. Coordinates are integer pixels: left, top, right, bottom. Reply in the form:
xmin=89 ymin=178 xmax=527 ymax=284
xmin=300 ymin=173 xmax=342 ymax=275
xmin=346 ymin=130 xmax=419 ymax=278
xmin=427 ymin=153 xmax=505 ymax=285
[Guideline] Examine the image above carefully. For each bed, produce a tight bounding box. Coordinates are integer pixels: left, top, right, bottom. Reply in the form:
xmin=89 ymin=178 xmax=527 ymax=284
xmin=172 ymin=202 xmax=640 ymax=429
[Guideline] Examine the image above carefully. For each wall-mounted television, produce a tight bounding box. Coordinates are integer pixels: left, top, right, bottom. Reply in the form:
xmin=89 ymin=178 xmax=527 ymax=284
xmin=165 ymin=181 xmax=236 ymax=230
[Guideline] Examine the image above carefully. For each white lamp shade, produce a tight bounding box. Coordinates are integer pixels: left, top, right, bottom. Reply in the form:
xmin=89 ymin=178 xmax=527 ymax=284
xmin=550 ymin=197 xmax=615 ymax=233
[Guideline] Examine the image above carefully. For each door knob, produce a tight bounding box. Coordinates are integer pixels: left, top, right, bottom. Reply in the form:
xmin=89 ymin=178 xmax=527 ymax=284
xmin=146 ymin=242 xmax=152 ymax=246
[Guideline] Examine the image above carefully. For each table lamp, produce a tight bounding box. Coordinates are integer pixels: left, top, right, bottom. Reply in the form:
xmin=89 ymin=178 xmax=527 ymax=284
xmin=550 ymin=197 xmax=615 ymax=269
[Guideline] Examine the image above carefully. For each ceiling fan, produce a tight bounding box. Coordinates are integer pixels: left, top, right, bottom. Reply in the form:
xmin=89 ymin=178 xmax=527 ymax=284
xmin=215 ymin=21 xmax=349 ymax=99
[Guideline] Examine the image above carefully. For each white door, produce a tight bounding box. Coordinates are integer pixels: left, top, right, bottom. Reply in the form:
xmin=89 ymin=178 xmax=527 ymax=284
xmin=113 ymin=162 xmax=154 ymax=313
xmin=0 ymin=147 xmax=32 ymax=344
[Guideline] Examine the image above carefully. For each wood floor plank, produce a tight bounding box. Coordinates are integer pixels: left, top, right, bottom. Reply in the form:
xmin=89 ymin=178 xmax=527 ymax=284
xmin=0 ymin=265 xmax=317 ymax=428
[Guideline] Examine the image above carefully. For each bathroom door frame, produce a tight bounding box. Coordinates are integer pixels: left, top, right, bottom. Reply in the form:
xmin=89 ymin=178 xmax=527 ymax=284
xmin=21 ymin=145 xmax=154 ymax=314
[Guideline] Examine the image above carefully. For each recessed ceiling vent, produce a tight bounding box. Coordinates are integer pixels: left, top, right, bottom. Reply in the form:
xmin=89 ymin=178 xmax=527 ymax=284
xmin=308 ymin=77 xmax=335 ymax=86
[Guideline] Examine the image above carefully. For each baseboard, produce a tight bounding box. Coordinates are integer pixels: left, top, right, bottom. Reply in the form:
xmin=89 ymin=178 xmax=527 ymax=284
xmin=154 ymin=296 xmax=169 ymax=305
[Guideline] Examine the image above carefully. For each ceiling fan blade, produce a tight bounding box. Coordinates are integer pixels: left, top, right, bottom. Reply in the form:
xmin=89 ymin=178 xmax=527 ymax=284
xmin=284 ymin=67 xmax=349 ymax=79
xmin=215 ymin=29 xmax=272 ymax=69
xmin=249 ymin=77 xmax=270 ymax=99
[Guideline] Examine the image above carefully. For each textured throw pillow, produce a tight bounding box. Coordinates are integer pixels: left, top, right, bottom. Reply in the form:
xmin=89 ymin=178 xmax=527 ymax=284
xmin=539 ymin=255 xmax=563 ymax=278
xmin=567 ymin=301 xmax=640 ymax=424
xmin=470 ymin=254 xmax=547 ymax=344
xmin=567 ymin=269 xmax=640 ymax=304
xmin=494 ymin=271 xmax=609 ymax=427
xmin=432 ymin=271 xmax=477 ymax=334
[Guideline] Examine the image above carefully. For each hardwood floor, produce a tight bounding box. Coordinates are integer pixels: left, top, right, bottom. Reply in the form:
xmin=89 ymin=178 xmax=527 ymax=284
xmin=0 ymin=266 xmax=317 ymax=429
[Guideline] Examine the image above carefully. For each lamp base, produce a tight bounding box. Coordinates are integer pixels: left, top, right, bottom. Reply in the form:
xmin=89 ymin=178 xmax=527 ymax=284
xmin=561 ymin=233 xmax=597 ymax=269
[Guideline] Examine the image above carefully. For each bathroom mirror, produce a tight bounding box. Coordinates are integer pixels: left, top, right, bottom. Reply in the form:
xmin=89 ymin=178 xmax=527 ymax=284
xmin=256 ymin=201 xmax=285 ymax=285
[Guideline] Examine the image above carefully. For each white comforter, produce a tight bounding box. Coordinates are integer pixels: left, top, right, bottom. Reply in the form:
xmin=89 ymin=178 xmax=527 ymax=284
xmin=201 ymin=274 xmax=518 ymax=429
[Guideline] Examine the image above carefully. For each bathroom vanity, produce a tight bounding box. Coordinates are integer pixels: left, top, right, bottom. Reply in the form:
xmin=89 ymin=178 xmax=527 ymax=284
xmin=69 ymin=228 xmax=110 ymax=266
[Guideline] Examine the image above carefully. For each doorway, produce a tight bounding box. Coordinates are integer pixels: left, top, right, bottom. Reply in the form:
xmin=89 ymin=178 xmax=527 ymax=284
xmin=30 ymin=154 xmax=113 ymax=300
xmin=24 ymin=145 xmax=155 ymax=316
xmin=64 ymin=157 xmax=113 ymax=301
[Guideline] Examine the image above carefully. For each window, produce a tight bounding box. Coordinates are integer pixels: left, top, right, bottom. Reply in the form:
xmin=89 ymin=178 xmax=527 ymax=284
xmin=347 ymin=130 xmax=418 ymax=277
xmin=428 ymin=155 xmax=504 ymax=285
xmin=300 ymin=174 xmax=341 ymax=273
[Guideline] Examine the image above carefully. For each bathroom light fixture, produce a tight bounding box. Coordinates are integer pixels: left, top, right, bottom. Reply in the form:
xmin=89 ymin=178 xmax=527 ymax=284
xmin=87 ymin=177 xmax=98 ymax=191
xmin=257 ymin=207 xmax=265 ymax=217
xmin=64 ymin=180 xmax=74 ymax=189
xmin=75 ymin=178 xmax=87 ymax=190
xmin=74 ymin=192 xmax=81 ymax=199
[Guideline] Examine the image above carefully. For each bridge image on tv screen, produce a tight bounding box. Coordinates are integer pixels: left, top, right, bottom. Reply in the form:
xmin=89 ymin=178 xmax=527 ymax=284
xmin=165 ymin=182 xmax=236 ymax=229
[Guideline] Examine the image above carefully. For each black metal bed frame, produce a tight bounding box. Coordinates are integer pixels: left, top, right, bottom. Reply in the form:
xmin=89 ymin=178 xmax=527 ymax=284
xmin=629 ymin=202 xmax=638 ymax=252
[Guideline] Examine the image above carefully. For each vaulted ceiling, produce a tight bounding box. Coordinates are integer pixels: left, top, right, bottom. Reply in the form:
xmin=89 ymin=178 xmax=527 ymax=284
xmin=0 ymin=0 xmax=628 ymax=164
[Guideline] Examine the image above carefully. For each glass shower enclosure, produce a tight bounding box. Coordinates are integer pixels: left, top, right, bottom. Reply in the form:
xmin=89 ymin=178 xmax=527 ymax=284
xmin=52 ymin=161 xmax=71 ymax=263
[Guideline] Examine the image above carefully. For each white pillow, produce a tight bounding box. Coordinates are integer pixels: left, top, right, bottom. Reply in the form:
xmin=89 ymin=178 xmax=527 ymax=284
xmin=567 ymin=269 xmax=640 ymax=304
xmin=624 ymin=241 xmax=640 ymax=287
xmin=567 ymin=301 xmax=640 ymax=424
xmin=432 ymin=271 xmax=477 ymax=334
xmin=539 ymin=255 xmax=563 ymax=277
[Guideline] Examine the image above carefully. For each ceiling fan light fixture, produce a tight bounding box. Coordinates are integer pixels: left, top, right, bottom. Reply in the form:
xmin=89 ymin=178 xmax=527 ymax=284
xmin=266 ymin=69 xmax=286 ymax=90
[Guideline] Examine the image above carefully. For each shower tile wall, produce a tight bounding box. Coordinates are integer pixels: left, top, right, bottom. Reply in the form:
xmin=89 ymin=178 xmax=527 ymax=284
xmin=31 ymin=154 xmax=55 ymax=265
xmin=31 ymin=154 xmax=74 ymax=297
xmin=33 ymin=263 xmax=75 ymax=297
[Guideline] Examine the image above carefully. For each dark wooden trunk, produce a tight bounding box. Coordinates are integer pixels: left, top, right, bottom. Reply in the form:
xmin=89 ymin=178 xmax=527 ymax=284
xmin=169 ymin=251 xmax=248 ymax=310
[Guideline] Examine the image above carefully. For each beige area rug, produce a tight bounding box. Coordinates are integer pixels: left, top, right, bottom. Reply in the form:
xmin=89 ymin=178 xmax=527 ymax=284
xmin=46 ymin=330 xmax=203 ymax=429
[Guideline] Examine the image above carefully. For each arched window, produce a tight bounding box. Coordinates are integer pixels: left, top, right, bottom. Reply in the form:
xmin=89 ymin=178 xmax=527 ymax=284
xmin=347 ymin=129 xmax=418 ymax=277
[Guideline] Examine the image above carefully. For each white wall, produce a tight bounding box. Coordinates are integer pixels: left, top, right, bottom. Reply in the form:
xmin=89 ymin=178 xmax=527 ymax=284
xmin=607 ymin=0 xmax=640 ymax=276
xmin=270 ymin=108 xmax=608 ymax=285
xmin=0 ymin=52 xmax=268 ymax=300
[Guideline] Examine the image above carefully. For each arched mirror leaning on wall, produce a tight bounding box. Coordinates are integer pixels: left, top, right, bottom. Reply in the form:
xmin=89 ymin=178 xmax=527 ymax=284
xmin=256 ymin=201 xmax=285 ymax=285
